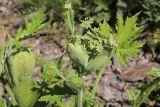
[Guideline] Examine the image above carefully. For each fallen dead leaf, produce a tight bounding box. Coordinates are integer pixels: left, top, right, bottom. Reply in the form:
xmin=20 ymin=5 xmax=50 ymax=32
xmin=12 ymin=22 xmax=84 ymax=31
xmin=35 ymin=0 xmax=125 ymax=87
xmin=0 ymin=28 xmax=13 ymax=44
xmin=121 ymin=62 xmax=160 ymax=82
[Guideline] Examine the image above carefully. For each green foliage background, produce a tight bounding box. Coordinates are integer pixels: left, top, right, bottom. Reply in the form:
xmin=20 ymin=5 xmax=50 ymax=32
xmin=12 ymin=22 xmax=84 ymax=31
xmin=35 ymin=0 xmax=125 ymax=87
xmin=14 ymin=0 xmax=160 ymax=31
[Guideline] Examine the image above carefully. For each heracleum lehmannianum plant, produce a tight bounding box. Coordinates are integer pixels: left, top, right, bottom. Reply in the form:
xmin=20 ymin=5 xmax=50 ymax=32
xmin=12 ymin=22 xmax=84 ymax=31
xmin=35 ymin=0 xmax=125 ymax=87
xmin=64 ymin=2 xmax=143 ymax=106
xmin=0 ymin=3 xmax=144 ymax=107
xmin=0 ymin=10 xmax=47 ymax=107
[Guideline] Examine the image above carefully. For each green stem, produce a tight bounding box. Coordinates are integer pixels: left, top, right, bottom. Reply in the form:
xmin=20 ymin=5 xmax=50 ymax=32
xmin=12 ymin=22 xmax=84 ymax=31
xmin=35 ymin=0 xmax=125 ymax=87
xmin=4 ymin=84 xmax=17 ymax=106
xmin=78 ymin=88 xmax=83 ymax=107
xmin=91 ymin=53 xmax=113 ymax=99
xmin=133 ymin=79 xmax=160 ymax=107
xmin=91 ymin=63 xmax=108 ymax=99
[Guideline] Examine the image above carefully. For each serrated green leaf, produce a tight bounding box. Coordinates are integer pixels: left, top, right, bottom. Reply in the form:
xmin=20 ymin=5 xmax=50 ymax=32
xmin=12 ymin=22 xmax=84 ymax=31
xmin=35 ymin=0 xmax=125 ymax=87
xmin=119 ymin=42 xmax=143 ymax=56
xmin=115 ymin=41 xmax=143 ymax=65
xmin=87 ymin=54 xmax=109 ymax=71
xmin=38 ymin=95 xmax=62 ymax=103
xmin=115 ymin=50 xmax=128 ymax=66
xmin=98 ymin=20 xmax=111 ymax=39
xmin=115 ymin=13 xmax=140 ymax=44
xmin=147 ymin=67 xmax=160 ymax=78
xmin=78 ymin=34 xmax=104 ymax=56
xmin=114 ymin=13 xmax=143 ymax=66
xmin=116 ymin=14 xmax=124 ymax=41
xmin=38 ymin=95 xmax=70 ymax=107
xmin=80 ymin=18 xmax=93 ymax=29
xmin=109 ymin=35 xmax=118 ymax=47
xmin=42 ymin=59 xmax=65 ymax=81
xmin=15 ymin=10 xmax=46 ymax=40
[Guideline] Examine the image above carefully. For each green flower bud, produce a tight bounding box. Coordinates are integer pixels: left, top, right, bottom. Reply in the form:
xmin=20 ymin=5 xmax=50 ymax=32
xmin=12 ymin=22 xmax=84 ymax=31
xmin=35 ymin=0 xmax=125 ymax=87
xmin=9 ymin=51 xmax=35 ymax=85
xmin=87 ymin=54 xmax=109 ymax=71
xmin=65 ymin=76 xmax=85 ymax=92
xmin=13 ymin=80 xmax=39 ymax=107
xmin=67 ymin=43 xmax=89 ymax=68
xmin=63 ymin=69 xmax=77 ymax=78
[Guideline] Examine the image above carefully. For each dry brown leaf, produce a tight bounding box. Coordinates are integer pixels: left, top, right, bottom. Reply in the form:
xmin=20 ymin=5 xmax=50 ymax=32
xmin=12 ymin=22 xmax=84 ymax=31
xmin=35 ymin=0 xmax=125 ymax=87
xmin=121 ymin=62 xmax=160 ymax=82
xmin=0 ymin=28 xmax=13 ymax=44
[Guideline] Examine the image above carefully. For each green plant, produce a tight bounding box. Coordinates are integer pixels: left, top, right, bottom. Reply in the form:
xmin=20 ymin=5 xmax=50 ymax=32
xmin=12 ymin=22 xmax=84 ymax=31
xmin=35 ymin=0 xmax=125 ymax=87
xmin=119 ymin=0 xmax=160 ymax=31
xmin=0 ymin=1 xmax=143 ymax=107
xmin=0 ymin=99 xmax=7 ymax=107
xmin=137 ymin=0 xmax=160 ymax=29
xmin=146 ymin=29 xmax=160 ymax=54
xmin=13 ymin=0 xmax=111 ymax=24
xmin=62 ymin=1 xmax=143 ymax=107
xmin=126 ymin=67 xmax=160 ymax=107
xmin=0 ymin=10 xmax=46 ymax=107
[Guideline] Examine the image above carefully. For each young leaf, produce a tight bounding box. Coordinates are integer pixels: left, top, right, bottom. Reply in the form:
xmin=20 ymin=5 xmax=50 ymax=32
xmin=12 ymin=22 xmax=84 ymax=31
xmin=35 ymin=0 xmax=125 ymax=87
xmin=98 ymin=20 xmax=111 ymax=39
xmin=115 ymin=13 xmax=140 ymax=44
xmin=80 ymin=18 xmax=93 ymax=29
xmin=114 ymin=13 xmax=143 ymax=65
xmin=116 ymin=41 xmax=143 ymax=65
xmin=38 ymin=95 xmax=70 ymax=107
xmin=38 ymin=95 xmax=62 ymax=103
xmin=64 ymin=2 xmax=75 ymax=36
xmin=15 ymin=10 xmax=46 ymax=40
xmin=42 ymin=59 xmax=65 ymax=81
xmin=147 ymin=67 xmax=160 ymax=78
xmin=133 ymin=79 xmax=160 ymax=107
xmin=87 ymin=54 xmax=109 ymax=71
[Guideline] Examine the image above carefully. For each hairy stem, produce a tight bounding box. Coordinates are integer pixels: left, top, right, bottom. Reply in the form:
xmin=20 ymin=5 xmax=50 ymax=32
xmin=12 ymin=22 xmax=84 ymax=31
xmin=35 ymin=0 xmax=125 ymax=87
xmin=4 ymin=83 xmax=17 ymax=106
xmin=91 ymin=53 xmax=113 ymax=99
xmin=78 ymin=88 xmax=83 ymax=107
